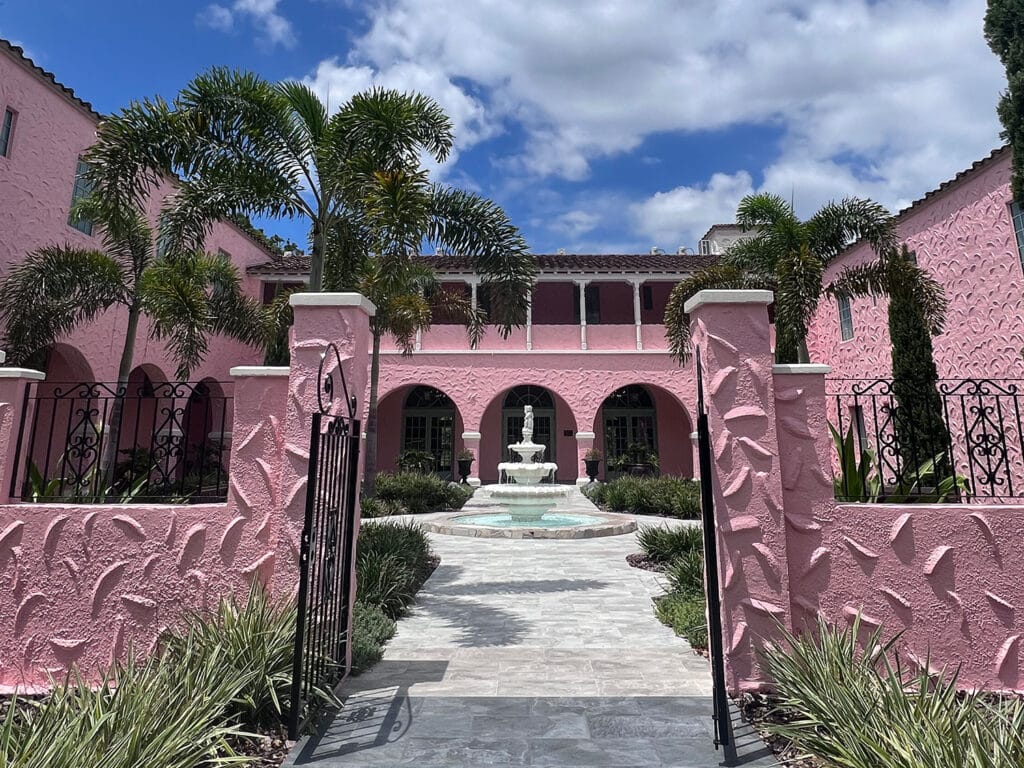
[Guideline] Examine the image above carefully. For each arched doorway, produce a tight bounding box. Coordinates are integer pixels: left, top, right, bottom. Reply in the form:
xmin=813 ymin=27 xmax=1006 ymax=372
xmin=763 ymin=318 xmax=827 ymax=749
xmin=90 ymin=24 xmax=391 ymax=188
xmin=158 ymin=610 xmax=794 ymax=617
xmin=601 ymin=385 xmax=657 ymax=476
xmin=502 ymin=385 xmax=556 ymax=463
xmin=596 ymin=383 xmax=693 ymax=479
xmin=402 ymin=386 xmax=457 ymax=479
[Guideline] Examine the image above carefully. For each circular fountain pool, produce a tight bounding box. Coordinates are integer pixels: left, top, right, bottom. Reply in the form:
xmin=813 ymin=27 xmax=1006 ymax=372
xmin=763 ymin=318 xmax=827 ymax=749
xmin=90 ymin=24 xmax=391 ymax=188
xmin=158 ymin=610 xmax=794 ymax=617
xmin=423 ymin=510 xmax=637 ymax=539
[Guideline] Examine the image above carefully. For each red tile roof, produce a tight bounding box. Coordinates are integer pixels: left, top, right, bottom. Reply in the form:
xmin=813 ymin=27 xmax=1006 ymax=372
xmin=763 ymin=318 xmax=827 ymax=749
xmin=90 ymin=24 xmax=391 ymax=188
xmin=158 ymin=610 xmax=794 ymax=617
xmin=247 ymin=252 xmax=716 ymax=277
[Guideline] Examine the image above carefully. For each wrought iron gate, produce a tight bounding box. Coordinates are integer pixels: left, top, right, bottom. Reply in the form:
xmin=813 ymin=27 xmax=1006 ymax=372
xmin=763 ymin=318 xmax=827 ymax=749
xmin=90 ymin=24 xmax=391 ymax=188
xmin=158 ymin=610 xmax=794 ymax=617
xmin=696 ymin=347 xmax=738 ymax=764
xmin=288 ymin=343 xmax=361 ymax=739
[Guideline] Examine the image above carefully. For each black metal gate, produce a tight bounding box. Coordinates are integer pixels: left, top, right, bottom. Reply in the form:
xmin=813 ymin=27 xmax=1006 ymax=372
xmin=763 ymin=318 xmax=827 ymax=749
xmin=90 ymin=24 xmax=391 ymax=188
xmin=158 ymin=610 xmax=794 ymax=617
xmin=288 ymin=343 xmax=361 ymax=739
xmin=696 ymin=347 xmax=738 ymax=764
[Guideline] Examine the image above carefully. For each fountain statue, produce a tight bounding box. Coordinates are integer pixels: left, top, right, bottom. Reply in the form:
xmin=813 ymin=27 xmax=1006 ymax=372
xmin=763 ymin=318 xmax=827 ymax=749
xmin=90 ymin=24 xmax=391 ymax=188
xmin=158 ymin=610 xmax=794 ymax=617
xmin=490 ymin=405 xmax=567 ymax=522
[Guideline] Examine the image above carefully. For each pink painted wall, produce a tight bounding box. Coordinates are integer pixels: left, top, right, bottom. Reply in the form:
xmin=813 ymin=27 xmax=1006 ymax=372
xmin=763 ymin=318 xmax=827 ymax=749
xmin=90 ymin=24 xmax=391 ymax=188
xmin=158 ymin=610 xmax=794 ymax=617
xmin=0 ymin=48 xmax=274 ymax=384
xmin=808 ymin=149 xmax=1024 ymax=381
xmin=375 ymin=351 xmax=697 ymax=482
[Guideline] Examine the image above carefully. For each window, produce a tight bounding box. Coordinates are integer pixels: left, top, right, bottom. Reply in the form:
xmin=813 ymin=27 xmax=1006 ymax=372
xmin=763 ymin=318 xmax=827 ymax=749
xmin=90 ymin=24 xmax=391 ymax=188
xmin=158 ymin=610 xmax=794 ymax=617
xmin=217 ymin=248 xmax=231 ymax=261
xmin=1012 ymin=202 xmax=1024 ymax=270
xmin=641 ymin=285 xmax=654 ymax=311
xmin=698 ymin=239 xmax=711 ymax=256
xmin=155 ymin=215 xmax=171 ymax=257
xmin=837 ymin=295 xmax=854 ymax=341
xmin=68 ymin=159 xmax=94 ymax=235
xmin=0 ymin=108 xmax=15 ymax=158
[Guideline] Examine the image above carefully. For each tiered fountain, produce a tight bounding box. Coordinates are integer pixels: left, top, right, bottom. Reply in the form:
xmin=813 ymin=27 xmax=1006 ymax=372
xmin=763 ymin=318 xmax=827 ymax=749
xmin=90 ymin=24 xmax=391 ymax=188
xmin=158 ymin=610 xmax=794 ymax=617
xmin=426 ymin=405 xmax=637 ymax=538
xmin=490 ymin=405 xmax=567 ymax=522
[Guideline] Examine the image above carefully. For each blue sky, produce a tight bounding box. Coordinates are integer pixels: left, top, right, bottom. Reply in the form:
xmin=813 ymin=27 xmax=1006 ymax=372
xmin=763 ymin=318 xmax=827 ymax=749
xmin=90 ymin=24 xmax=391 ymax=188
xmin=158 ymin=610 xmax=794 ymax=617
xmin=1 ymin=0 xmax=1007 ymax=254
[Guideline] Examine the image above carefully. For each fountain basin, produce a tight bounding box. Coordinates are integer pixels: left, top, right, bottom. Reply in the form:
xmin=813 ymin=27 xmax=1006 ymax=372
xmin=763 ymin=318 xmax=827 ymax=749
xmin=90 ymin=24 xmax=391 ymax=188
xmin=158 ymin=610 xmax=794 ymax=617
xmin=488 ymin=481 xmax=566 ymax=521
xmin=497 ymin=461 xmax=558 ymax=486
xmin=423 ymin=509 xmax=638 ymax=539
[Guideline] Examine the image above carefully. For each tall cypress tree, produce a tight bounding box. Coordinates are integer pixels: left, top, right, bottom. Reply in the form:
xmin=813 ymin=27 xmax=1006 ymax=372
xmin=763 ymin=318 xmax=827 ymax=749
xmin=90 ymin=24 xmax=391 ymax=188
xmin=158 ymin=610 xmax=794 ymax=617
xmin=887 ymin=250 xmax=950 ymax=480
xmin=986 ymin=0 xmax=1024 ymax=202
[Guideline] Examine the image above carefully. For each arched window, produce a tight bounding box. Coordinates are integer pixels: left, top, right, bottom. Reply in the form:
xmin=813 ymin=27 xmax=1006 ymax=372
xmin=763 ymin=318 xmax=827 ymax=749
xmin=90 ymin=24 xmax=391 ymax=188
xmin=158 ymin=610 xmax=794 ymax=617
xmin=601 ymin=385 xmax=657 ymax=474
xmin=502 ymin=386 xmax=556 ymax=465
xmin=402 ymin=386 xmax=455 ymax=478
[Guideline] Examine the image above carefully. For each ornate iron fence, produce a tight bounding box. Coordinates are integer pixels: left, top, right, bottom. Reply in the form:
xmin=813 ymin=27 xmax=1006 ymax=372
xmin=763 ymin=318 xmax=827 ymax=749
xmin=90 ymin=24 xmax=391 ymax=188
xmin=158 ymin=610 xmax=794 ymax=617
xmin=289 ymin=343 xmax=361 ymax=740
xmin=11 ymin=380 xmax=232 ymax=503
xmin=828 ymin=378 xmax=1024 ymax=501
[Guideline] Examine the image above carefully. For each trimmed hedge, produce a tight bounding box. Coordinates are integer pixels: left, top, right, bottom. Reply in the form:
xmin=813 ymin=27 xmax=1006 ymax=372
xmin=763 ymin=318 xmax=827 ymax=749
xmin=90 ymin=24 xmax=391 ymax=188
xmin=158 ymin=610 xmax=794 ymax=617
xmin=374 ymin=472 xmax=473 ymax=514
xmin=585 ymin=476 xmax=700 ymax=518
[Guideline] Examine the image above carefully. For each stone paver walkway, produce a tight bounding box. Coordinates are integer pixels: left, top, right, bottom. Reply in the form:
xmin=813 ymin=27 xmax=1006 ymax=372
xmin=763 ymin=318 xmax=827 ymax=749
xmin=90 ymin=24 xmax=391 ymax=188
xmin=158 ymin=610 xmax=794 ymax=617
xmin=286 ymin=489 xmax=776 ymax=767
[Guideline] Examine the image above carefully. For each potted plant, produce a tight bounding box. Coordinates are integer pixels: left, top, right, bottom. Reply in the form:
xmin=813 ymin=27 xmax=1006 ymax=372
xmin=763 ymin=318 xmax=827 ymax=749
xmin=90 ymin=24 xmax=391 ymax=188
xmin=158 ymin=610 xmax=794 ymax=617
xmin=456 ymin=448 xmax=475 ymax=485
xmin=616 ymin=442 xmax=658 ymax=478
xmin=583 ymin=448 xmax=602 ymax=483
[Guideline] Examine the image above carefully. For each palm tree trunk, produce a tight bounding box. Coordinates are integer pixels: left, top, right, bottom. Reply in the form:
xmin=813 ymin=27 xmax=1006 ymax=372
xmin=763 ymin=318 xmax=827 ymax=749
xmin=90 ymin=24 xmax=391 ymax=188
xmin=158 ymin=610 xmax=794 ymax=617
xmin=309 ymin=219 xmax=325 ymax=292
xmin=98 ymin=302 xmax=141 ymax=494
xmin=362 ymin=330 xmax=382 ymax=498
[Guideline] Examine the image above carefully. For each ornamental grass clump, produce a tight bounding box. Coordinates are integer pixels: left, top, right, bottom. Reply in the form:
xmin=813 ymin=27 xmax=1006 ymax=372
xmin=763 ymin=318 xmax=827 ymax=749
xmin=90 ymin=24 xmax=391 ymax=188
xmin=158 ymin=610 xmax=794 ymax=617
xmin=760 ymin=615 xmax=1024 ymax=768
xmin=0 ymin=642 xmax=250 ymax=768
xmin=356 ymin=520 xmax=434 ymax=619
xmin=586 ymin=476 xmax=700 ymax=518
xmin=637 ymin=524 xmax=703 ymax=564
xmin=374 ymin=472 xmax=472 ymax=514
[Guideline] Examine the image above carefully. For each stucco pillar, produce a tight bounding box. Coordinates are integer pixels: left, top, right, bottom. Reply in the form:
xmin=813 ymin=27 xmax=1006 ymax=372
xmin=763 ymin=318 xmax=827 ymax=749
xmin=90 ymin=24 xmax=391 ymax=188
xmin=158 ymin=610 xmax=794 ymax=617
xmin=632 ymin=280 xmax=643 ymax=350
xmin=276 ymin=293 xmax=375 ymax=594
xmin=0 ymin=368 xmax=46 ymax=504
xmin=576 ymin=279 xmax=589 ymax=350
xmin=574 ymin=431 xmax=596 ymax=486
xmin=461 ymin=431 xmax=482 ymax=487
xmin=525 ymin=292 xmax=533 ymax=351
xmin=686 ymin=289 xmax=789 ymax=694
xmin=690 ymin=430 xmax=700 ymax=481
xmin=225 ymin=366 xmax=290 ymax=585
xmin=771 ymin=364 xmax=834 ymax=634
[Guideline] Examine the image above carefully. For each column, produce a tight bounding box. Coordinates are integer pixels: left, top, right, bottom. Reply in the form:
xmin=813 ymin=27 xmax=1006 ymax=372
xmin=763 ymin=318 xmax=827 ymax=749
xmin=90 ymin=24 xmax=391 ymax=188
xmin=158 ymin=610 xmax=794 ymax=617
xmin=281 ymin=293 xmax=374 ymax=673
xmin=685 ymin=289 xmax=787 ymax=694
xmin=574 ymin=431 xmax=596 ymax=486
xmin=469 ymin=279 xmax=479 ymax=350
xmin=525 ymin=293 xmax=533 ymax=351
xmin=576 ymin=279 xmax=589 ymax=351
xmin=0 ymin=367 xmax=46 ymax=504
xmin=461 ymin=431 xmax=482 ymax=487
xmin=632 ymin=280 xmax=643 ymax=350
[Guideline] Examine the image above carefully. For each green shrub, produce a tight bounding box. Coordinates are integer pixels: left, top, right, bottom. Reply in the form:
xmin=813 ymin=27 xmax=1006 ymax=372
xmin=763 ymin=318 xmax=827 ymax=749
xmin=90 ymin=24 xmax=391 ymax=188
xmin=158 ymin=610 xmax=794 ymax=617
xmin=360 ymin=497 xmax=406 ymax=518
xmin=760 ymin=616 xmax=1024 ymax=768
xmin=0 ymin=643 xmax=249 ymax=768
xmin=585 ymin=476 xmax=700 ymax=518
xmin=655 ymin=592 xmax=708 ymax=650
xmin=355 ymin=551 xmax=419 ymax=619
xmin=351 ymin=601 xmax=397 ymax=673
xmin=636 ymin=524 xmax=702 ymax=564
xmin=664 ymin=549 xmax=704 ymax=598
xmin=374 ymin=472 xmax=473 ymax=514
xmin=358 ymin=519 xmax=433 ymax=579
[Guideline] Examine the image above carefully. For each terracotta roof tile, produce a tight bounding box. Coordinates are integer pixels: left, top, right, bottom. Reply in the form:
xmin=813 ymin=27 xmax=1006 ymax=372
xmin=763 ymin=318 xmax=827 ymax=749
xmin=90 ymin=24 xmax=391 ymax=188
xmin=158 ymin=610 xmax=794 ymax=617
xmin=247 ymin=252 xmax=716 ymax=277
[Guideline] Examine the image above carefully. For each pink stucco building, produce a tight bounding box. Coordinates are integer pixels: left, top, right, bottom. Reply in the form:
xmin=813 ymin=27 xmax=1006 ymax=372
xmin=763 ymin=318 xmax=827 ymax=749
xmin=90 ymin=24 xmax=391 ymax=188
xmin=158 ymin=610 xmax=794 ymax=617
xmin=808 ymin=145 xmax=1024 ymax=381
xmin=0 ymin=39 xmax=275 ymax=388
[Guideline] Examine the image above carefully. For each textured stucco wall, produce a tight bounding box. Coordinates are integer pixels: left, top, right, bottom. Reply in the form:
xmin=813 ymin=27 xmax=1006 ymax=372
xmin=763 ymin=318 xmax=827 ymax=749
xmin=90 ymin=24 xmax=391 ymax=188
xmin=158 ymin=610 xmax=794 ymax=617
xmin=0 ymin=370 xmax=288 ymax=689
xmin=688 ymin=292 xmax=791 ymax=692
xmin=0 ymin=50 xmax=272 ymax=383
xmin=808 ymin=150 xmax=1024 ymax=381
xmin=375 ymin=351 xmax=697 ymax=482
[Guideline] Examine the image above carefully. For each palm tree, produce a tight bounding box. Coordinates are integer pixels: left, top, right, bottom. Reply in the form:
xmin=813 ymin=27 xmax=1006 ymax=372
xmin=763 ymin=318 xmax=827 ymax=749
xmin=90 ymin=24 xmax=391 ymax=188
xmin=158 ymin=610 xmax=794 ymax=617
xmin=0 ymin=195 xmax=272 ymax=487
xmin=827 ymin=245 xmax=950 ymax=479
xmin=106 ymin=71 xmax=535 ymax=493
xmin=664 ymin=193 xmax=897 ymax=363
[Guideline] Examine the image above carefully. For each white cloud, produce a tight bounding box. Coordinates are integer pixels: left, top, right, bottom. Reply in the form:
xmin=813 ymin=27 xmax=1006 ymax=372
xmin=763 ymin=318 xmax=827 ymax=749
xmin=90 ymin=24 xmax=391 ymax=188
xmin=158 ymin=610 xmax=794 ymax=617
xmin=198 ymin=0 xmax=296 ymax=48
xmin=631 ymin=172 xmax=755 ymax=248
xmin=549 ymin=210 xmax=601 ymax=238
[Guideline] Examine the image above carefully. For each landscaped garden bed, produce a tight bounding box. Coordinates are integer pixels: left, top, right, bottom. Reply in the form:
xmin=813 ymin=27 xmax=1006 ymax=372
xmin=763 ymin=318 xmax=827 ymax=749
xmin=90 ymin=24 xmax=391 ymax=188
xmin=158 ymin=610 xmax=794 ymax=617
xmin=628 ymin=522 xmax=708 ymax=652
xmin=362 ymin=472 xmax=473 ymax=516
xmin=0 ymin=519 xmax=436 ymax=766
xmin=585 ymin=476 xmax=700 ymax=518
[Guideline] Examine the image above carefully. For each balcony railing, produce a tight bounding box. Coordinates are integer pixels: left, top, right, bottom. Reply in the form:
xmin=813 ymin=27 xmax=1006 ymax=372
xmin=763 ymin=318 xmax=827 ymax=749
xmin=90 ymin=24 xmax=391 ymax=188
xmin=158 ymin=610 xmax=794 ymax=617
xmin=381 ymin=323 xmax=670 ymax=352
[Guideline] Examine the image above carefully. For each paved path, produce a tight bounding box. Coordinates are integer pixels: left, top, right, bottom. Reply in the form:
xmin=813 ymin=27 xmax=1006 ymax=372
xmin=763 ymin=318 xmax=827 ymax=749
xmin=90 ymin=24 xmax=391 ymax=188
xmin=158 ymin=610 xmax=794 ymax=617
xmin=286 ymin=491 xmax=776 ymax=767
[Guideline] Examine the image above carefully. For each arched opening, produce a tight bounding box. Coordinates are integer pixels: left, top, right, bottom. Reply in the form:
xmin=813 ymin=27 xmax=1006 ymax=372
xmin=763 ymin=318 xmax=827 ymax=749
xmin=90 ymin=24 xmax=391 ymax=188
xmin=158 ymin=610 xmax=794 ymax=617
xmin=479 ymin=385 xmax=577 ymax=484
xmin=502 ymin=386 xmax=556 ymax=463
xmin=398 ymin=385 xmax=460 ymax=479
xmin=180 ymin=378 xmax=231 ymax=500
xmin=596 ymin=384 xmax=693 ymax=480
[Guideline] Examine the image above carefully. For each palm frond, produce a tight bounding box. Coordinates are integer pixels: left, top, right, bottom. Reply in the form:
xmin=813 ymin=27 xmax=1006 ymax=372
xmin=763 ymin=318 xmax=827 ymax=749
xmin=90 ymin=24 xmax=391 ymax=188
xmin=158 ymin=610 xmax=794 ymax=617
xmin=0 ymin=247 xmax=130 ymax=364
xmin=427 ymin=185 xmax=535 ymax=333
xmin=773 ymin=242 xmax=825 ymax=363
xmin=663 ymin=265 xmax=775 ymax=361
xmin=735 ymin=193 xmax=798 ymax=232
xmin=382 ymin=292 xmax=433 ymax=355
xmin=807 ymin=197 xmax=896 ymax=263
